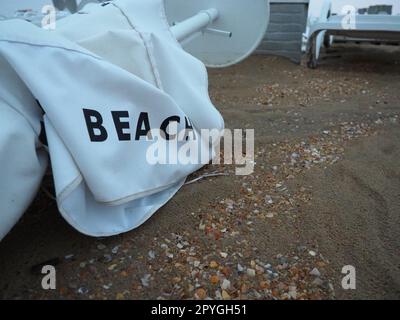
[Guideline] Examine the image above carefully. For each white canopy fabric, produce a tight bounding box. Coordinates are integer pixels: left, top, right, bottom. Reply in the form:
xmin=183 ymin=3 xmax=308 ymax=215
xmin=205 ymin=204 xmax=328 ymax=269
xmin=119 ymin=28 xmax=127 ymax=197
xmin=0 ymin=0 xmax=224 ymax=240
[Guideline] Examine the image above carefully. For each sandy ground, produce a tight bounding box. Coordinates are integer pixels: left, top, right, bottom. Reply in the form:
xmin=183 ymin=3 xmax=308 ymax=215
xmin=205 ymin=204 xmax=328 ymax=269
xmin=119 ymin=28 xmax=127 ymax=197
xmin=0 ymin=44 xmax=399 ymax=300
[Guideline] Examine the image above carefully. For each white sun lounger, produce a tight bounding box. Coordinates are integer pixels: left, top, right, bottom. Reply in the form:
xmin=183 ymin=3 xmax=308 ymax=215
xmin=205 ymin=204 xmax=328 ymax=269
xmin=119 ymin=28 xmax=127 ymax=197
xmin=305 ymin=14 xmax=400 ymax=68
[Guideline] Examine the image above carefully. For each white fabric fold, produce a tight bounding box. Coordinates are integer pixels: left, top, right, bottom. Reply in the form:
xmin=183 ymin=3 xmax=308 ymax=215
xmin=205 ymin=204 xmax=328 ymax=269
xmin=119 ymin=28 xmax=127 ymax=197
xmin=0 ymin=0 xmax=224 ymax=239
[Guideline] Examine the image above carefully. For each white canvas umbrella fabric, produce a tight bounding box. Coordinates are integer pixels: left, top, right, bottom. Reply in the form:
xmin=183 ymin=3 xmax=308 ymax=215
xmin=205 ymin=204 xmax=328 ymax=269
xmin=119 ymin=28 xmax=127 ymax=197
xmin=0 ymin=0 xmax=224 ymax=240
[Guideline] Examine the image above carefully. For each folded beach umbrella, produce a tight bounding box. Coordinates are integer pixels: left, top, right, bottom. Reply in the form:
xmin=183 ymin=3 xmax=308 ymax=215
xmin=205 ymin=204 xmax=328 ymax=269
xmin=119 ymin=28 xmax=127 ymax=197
xmin=0 ymin=0 xmax=224 ymax=239
xmin=0 ymin=54 xmax=48 ymax=240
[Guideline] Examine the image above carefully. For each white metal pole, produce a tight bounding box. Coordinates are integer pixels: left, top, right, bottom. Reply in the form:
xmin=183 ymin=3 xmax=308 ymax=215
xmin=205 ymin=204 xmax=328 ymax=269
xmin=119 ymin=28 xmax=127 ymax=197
xmin=170 ymin=8 xmax=219 ymax=42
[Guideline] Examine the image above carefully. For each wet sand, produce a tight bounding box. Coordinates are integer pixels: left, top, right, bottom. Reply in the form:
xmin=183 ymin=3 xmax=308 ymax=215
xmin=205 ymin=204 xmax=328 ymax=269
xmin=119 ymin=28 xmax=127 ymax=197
xmin=0 ymin=44 xmax=399 ymax=299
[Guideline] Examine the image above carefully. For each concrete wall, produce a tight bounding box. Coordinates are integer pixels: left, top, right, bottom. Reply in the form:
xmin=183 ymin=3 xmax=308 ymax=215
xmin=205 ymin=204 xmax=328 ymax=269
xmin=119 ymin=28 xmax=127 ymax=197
xmin=257 ymin=0 xmax=309 ymax=63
